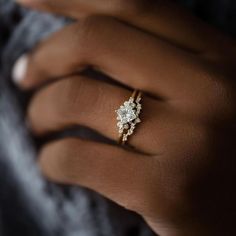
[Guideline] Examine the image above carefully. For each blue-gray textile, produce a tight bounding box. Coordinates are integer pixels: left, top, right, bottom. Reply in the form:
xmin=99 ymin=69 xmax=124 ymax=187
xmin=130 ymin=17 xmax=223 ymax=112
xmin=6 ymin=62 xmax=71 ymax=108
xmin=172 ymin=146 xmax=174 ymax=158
xmin=0 ymin=0 xmax=235 ymax=236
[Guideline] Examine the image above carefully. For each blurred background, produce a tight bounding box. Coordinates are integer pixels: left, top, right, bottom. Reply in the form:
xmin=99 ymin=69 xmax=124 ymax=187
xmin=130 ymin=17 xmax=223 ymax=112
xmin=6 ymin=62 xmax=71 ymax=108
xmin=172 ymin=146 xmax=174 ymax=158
xmin=0 ymin=0 xmax=235 ymax=236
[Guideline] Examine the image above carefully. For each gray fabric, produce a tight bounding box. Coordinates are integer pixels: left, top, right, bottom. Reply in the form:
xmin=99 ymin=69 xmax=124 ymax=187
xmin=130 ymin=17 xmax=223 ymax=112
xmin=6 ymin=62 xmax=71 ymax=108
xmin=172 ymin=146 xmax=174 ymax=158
xmin=0 ymin=0 xmax=235 ymax=236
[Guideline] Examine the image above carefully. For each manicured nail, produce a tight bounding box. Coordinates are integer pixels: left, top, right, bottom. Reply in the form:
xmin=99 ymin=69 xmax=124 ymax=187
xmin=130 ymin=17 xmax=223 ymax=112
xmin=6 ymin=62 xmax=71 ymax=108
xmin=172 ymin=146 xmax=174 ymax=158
xmin=12 ymin=54 xmax=29 ymax=85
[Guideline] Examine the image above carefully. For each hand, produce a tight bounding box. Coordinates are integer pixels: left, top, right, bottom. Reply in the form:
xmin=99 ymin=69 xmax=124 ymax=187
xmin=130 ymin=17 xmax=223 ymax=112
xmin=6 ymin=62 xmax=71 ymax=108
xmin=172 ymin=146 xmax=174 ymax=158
xmin=14 ymin=0 xmax=236 ymax=235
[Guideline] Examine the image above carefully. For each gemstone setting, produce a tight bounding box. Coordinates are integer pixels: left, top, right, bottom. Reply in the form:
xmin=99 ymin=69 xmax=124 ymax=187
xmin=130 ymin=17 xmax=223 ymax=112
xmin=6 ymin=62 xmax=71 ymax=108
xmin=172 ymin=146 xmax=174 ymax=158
xmin=116 ymin=94 xmax=142 ymax=143
xmin=117 ymin=101 xmax=137 ymax=124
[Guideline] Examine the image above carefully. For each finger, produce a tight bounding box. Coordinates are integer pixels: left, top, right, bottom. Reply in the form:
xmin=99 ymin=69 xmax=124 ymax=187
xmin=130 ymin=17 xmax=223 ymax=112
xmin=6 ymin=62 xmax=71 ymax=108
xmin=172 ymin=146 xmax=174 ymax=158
xmin=16 ymin=0 xmax=229 ymax=52
xmin=39 ymin=137 xmax=161 ymax=216
xmin=28 ymin=75 xmax=162 ymax=153
xmin=15 ymin=17 xmax=202 ymax=100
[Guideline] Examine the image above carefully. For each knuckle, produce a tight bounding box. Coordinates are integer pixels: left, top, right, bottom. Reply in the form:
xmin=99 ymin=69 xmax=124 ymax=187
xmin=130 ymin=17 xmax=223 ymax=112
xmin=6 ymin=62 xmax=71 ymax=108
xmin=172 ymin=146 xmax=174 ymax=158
xmin=79 ymin=16 xmax=98 ymax=34
xmin=55 ymin=81 xmax=75 ymax=119
xmin=78 ymin=16 xmax=104 ymax=43
xmin=59 ymin=78 xmax=85 ymax=117
xmin=76 ymin=15 xmax=130 ymax=61
xmin=58 ymin=77 xmax=103 ymax=120
xmin=78 ymin=15 xmax=116 ymax=41
xmin=77 ymin=16 xmax=110 ymax=57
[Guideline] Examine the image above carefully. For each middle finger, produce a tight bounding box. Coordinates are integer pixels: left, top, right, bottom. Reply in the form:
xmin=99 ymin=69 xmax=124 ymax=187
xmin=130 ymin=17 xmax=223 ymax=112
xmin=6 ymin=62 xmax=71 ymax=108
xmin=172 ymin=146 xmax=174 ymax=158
xmin=18 ymin=16 xmax=201 ymax=100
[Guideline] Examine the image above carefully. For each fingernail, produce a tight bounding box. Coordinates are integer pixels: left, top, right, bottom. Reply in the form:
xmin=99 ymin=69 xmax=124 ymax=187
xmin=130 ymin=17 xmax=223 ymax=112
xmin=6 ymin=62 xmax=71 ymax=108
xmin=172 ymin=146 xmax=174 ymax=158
xmin=12 ymin=54 xmax=29 ymax=85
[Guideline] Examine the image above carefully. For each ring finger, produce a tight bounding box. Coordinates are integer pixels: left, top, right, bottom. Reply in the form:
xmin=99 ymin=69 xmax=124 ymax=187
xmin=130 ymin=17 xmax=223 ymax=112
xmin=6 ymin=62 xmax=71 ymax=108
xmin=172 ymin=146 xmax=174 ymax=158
xmin=28 ymin=75 xmax=165 ymax=153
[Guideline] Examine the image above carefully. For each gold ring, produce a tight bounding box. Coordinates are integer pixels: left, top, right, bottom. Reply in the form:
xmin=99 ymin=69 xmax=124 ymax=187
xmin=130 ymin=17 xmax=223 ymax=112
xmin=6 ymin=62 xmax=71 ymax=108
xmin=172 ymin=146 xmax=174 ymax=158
xmin=116 ymin=90 xmax=142 ymax=145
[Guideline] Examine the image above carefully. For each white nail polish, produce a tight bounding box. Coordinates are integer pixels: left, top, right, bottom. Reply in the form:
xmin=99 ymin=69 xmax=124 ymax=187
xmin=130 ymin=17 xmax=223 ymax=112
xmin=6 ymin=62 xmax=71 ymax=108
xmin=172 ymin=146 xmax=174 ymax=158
xmin=12 ymin=54 xmax=29 ymax=85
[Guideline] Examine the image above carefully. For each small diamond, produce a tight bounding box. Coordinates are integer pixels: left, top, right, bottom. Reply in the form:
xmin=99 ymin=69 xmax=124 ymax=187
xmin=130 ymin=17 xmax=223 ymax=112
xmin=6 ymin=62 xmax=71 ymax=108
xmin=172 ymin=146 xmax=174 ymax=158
xmin=130 ymin=123 xmax=135 ymax=128
xmin=124 ymin=124 xmax=129 ymax=129
xmin=129 ymin=102 xmax=135 ymax=108
xmin=117 ymin=105 xmax=136 ymax=124
xmin=129 ymin=98 xmax=134 ymax=103
xmin=137 ymin=104 xmax=142 ymax=109
xmin=127 ymin=130 xmax=133 ymax=135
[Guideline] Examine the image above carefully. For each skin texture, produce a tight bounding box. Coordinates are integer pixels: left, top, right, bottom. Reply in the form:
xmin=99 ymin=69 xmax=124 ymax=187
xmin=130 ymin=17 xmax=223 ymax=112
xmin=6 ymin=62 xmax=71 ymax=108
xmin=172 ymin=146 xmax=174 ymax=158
xmin=16 ymin=0 xmax=236 ymax=235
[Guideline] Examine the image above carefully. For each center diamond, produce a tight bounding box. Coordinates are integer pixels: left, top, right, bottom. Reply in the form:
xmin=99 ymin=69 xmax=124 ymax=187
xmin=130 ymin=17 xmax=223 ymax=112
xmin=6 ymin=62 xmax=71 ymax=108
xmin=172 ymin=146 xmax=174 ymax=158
xmin=117 ymin=105 xmax=136 ymax=124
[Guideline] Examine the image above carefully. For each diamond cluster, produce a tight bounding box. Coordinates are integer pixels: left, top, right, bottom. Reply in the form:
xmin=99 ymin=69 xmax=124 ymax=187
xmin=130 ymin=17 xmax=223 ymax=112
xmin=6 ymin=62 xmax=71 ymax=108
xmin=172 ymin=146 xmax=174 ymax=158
xmin=116 ymin=96 xmax=142 ymax=142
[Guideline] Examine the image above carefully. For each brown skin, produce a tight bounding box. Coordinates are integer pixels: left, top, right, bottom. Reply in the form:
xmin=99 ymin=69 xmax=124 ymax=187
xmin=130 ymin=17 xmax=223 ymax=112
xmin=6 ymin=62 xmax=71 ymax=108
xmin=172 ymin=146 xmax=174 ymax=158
xmin=16 ymin=0 xmax=236 ymax=235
